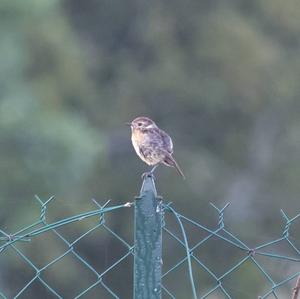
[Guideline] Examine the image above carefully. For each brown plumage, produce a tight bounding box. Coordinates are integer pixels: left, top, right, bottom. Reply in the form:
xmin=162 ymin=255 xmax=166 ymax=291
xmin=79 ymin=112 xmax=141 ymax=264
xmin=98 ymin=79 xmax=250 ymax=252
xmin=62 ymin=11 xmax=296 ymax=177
xmin=128 ymin=116 xmax=185 ymax=179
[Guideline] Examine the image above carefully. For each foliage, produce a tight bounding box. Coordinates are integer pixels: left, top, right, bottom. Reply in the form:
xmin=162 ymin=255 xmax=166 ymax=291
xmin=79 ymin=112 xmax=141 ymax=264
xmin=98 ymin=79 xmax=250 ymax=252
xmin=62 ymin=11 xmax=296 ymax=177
xmin=0 ymin=0 xmax=299 ymax=297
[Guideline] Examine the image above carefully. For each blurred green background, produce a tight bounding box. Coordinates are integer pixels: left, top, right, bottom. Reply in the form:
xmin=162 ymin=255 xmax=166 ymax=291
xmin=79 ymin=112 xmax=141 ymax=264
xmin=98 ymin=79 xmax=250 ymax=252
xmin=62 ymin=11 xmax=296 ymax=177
xmin=0 ymin=0 xmax=300 ymax=298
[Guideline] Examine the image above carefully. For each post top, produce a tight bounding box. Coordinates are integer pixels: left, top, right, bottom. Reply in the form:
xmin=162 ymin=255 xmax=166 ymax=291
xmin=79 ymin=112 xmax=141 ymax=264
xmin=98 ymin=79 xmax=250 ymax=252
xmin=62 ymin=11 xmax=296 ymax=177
xmin=140 ymin=175 xmax=157 ymax=197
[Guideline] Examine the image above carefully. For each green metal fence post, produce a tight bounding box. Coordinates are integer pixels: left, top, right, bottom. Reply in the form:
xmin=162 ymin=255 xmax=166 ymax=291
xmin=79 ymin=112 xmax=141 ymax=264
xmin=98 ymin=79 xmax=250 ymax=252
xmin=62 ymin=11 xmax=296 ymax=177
xmin=134 ymin=176 xmax=162 ymax=299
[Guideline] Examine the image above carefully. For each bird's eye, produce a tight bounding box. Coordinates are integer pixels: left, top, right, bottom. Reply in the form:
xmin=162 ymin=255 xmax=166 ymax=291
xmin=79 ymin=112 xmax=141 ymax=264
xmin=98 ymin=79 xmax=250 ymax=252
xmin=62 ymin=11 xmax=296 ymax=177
xmin=138 ymin=123 xmax=142 ymax=126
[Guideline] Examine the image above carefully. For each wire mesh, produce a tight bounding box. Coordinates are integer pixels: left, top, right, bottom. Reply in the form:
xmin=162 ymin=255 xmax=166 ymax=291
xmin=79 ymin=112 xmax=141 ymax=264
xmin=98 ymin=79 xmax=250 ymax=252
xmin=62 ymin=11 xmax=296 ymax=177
xmin=161 ymin=202 xmax=300 ymax=299
xmin=0 ymin=192 xmax=299 ymax=298
xmin=0 ymin=196 xmax=134 ymax=299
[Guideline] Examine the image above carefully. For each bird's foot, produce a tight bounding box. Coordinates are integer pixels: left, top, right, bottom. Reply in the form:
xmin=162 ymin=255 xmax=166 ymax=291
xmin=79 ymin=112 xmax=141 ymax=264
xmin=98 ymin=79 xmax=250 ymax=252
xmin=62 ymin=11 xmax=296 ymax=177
xmin=141 ymin=171 xmax=155 ymax=180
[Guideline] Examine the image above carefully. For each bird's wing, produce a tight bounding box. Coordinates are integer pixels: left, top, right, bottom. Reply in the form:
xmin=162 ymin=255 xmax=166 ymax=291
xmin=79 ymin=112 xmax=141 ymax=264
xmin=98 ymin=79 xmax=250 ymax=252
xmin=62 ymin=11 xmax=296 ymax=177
xmin=160 ymin=129 xmax=173 ymax=154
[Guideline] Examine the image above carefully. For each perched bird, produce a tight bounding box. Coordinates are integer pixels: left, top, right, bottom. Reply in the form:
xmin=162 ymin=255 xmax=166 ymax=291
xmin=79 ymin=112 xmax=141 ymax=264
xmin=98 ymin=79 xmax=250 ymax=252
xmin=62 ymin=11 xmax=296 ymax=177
xmin=127 ymin=116 xmax=185 ymax=179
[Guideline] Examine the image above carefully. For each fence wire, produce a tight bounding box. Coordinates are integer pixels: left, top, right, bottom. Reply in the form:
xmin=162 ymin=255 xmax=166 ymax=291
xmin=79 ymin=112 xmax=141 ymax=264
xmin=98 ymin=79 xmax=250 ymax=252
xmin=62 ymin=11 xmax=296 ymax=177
xmin=0 ymin=193 xmax=299 ymax=298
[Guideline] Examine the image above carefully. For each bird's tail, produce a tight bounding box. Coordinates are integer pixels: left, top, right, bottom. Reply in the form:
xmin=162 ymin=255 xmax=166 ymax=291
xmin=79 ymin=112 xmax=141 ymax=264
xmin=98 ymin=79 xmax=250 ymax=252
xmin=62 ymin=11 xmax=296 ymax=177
xmin=163 ymin=154 xmax=185 ymax=179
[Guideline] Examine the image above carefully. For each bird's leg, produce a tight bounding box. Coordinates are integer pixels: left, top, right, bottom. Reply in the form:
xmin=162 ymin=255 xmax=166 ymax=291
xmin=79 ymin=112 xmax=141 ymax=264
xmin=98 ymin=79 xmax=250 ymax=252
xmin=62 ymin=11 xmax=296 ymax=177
xmin=141 ymin=165 xmax=159 ymax=180
xmin=150 ymin=164 xmax=158 ymax=174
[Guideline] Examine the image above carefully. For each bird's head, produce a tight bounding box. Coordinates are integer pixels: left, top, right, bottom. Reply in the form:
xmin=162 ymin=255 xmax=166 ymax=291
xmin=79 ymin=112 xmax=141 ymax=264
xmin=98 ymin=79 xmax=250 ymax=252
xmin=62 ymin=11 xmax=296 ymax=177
xmin=127 ymin=116 xmax=157 ymax=131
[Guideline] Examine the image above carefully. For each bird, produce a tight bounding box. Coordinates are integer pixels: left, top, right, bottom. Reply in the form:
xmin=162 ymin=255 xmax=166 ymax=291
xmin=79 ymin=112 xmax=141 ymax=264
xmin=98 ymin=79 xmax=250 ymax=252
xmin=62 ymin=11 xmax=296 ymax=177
xmin=127 ymin=116 xmax=185 ymax=179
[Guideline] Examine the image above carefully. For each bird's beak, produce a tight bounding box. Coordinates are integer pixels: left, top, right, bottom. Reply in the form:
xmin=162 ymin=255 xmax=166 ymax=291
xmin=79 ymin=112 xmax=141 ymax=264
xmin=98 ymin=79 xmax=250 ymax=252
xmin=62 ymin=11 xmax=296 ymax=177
xmin=125 ymin=122 xmax=132 ymax=127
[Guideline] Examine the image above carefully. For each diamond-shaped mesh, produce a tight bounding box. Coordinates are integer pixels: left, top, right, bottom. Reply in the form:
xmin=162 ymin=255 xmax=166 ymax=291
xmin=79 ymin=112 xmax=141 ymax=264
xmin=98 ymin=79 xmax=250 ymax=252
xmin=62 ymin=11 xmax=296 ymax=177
xmin=0 ymin=191 xmax=299 ymax=298
xmin=161 ymin=203 xmax=300 ymax=298
xmin=0 ymin=196 xmax=134 ymax=299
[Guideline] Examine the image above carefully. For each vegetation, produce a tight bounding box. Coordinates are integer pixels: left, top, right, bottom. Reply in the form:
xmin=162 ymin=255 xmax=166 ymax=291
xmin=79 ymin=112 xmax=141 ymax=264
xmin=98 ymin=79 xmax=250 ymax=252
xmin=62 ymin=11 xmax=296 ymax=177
xmin=0 ymin=1 xmax=299 ymax=297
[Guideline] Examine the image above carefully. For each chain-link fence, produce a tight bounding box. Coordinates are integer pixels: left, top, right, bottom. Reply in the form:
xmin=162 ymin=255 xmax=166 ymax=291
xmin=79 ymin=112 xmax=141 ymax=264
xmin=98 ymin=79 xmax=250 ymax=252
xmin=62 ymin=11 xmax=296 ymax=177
xmin=0 ymin=177 xmax=299 ymax=298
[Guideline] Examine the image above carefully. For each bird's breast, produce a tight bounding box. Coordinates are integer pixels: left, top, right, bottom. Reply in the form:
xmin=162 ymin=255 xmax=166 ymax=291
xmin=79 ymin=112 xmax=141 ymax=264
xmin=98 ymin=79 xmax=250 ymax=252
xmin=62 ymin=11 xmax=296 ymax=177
xmin=131 ymin=130 xmax=146 ymax=153
xmin=131 ymin=129 xmax=158 ymax=165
